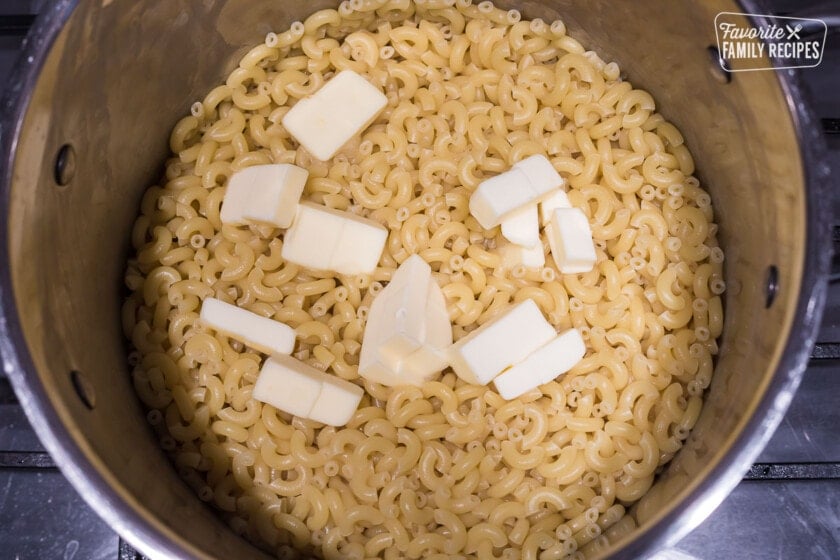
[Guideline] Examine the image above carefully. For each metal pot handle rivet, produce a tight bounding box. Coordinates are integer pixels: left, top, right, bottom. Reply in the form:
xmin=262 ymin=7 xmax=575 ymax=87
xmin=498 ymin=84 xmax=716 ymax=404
xmin=765 ymin=265 xmax=780 ymax=308
xmin=707 ymin=45 xmax=732 ymax=84
xmin=54 ymin=143 xmax=76 ymax=186
xmin=70 ymin=370 xmax=95 ymax=409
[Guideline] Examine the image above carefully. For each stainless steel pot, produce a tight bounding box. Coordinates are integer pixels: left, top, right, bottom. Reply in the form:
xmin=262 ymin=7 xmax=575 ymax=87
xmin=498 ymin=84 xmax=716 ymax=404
xmin=0 ymin=0 xmax=832 ymax=558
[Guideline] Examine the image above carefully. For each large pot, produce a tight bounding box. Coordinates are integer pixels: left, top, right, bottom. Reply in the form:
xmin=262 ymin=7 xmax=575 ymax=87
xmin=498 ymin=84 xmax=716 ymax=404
xmin=0 ymin=0 xmax=832 ymax=558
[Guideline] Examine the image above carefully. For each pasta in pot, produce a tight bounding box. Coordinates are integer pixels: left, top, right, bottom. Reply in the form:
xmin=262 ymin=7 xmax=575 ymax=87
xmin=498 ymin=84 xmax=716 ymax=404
xmin=123 ymin=1 xmax=725 ymax=558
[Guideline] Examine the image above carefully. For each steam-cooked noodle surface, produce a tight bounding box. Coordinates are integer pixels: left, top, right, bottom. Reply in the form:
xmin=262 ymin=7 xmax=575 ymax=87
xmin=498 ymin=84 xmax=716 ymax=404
xmin=124 ymin=1 xmax=725 ymax=558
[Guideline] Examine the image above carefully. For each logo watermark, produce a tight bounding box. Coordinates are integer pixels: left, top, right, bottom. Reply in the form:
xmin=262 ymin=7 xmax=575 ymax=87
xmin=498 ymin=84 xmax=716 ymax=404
xmin=714 ymin=12 xmax=827 ymax=71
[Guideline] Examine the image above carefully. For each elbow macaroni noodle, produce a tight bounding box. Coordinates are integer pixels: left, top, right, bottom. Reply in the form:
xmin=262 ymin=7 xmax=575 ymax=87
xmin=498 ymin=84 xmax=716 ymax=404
xmin=124 ymin=1 xmax=725 ymax=558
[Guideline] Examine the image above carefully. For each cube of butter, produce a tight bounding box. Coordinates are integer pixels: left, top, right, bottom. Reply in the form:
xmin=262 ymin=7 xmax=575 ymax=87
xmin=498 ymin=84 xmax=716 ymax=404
xmin=253 ymin=354 xmax=324 ymax=418
xmin=469 ymin=155 xmax=563 ymax=230
xmin=514 ymin=154 xmax=564 ymax=193
xmin=282 ymin=70 xmax=387 ymax=161
xmin=399 ymin=280 xmax=453 ymax=383
xmin=358 ymin=256 xmax=453 ymax=387
xmin=220 ymin=163 xmax=308 ymax=228
xmin=500 ymin=204 xmax=540 ymax=248
xmin=448 ymin=299 xmax=556 ymax=386
xmin=200 ymin=298 xmax=295 ymax=356
xmin=307 ymin=375 xmax=364 ymax=427
xmin=253 ymin=354 xmax=364 ymax=427
xmin=539 ymin=189 xmax=571 ymax=225
xmin=281 ymin=201 xmax=387 ymax=275
xmin=372 ymin=255 xmax=432 ymax=367
xmin=547 ymin=208 xmax=597 ymax=274
xmin=493 ymin=328 xmax=586 ymax=400
xmin=499 ymin=241 xmax=545 ymax=269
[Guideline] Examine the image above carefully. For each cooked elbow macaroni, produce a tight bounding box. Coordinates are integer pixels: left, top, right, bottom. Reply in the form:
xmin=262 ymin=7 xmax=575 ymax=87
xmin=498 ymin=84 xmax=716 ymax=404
xmin=124 ymin=1 xmax=725 ymax=558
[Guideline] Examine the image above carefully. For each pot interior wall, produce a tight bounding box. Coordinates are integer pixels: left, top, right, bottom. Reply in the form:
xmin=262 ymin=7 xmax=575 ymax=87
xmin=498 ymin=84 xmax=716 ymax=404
xmin=5 ymin=0 xmax=805 ymax=558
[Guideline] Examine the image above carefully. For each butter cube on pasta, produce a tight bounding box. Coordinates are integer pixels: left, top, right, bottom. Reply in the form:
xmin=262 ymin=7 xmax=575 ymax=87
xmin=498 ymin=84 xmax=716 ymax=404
xmin=501 ymin=204 xmax=540 ymax=248
xmin=220 ymin=164 xmax=308 ymax=228
xmin=399 ymin=281 xmax=452 ymax=383
xmin=514 ymin=155 xmax=564 ymax=194
xmin=253 ymin=354 xmax=363 ymax=427
xmin=536 ymin=329 xmax=586 ymax=383
xmin=372 ymin=255 xmax=432 ymax=366
xmin=469 ymin=168 xmax=538 ymax=230
xmin=253 ymin=354 xmax=324 ymax=418
xmin=199 ymin=298 xmax=295 ymax=356
xmin=469 ymin=156 xmax=560 ymax=230
xmin=281 ymin=201 xmax=387 ymax=275
xmin=307 ymin=375 xmax=364 ymax=426
xmin=499 ymin=240 xmax=546 ymax=269
xmin=493 ymin=329 xmax=586 ymax=399
xmin=282 ymin=70 xmax=387 ymax=161
xmin=359 ymin=255 xmax=452 ymax=386
xmin=448 ymin=299 xmax=556 ymax=386
xmin=547 ymin=208 xmax=597 ymax=274
xmin=539 ymin=189 xmax=572 ymax=225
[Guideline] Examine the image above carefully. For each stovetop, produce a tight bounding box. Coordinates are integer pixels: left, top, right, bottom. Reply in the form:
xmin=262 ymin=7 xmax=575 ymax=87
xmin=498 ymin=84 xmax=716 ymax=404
xmin=0 ymin=2 xmax=838 ymax=559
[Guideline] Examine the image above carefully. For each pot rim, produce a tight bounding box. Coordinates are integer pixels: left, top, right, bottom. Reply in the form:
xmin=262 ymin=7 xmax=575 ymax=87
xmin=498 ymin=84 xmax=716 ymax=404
xmin=0 ymin=2 xmax=832 ymax=559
